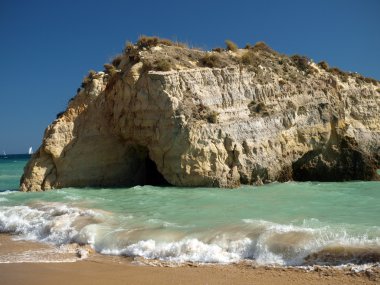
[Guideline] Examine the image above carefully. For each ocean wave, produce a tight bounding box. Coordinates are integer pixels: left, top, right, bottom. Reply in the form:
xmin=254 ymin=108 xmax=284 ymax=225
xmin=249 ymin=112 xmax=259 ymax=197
xmin=101 ymin=238 xmax=252 ymax=263
xmin=0 ymin=203 xmax=105 ymax=244
xmin=0 ymin=190 xmax=17 ymax=195
xmin=0 ymin=204 xmax=379 ymax=266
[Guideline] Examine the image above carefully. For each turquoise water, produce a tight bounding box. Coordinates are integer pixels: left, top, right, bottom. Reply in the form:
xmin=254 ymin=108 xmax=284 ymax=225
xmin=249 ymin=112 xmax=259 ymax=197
xmin=0 ymin=154 xmax=27 ymax=191
xmin=0 ymin=155 xmax=379 ymax=265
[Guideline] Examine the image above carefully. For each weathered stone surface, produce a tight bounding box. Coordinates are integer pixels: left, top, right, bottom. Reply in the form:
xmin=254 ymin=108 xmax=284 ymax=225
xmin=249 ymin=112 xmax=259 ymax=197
xmin=292 ymin=136 xmax=379 ymax=181
xmin=20 ymin=43 xmax=380 ymax=191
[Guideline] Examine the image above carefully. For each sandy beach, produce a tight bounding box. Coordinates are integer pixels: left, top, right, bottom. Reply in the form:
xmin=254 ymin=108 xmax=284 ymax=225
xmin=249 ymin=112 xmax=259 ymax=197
xmin=0 ymin=235 xmax=379 ymax=285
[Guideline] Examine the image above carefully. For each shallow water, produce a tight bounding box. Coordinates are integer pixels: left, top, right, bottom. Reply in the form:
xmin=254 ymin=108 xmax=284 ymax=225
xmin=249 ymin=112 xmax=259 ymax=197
xmin=0 ymin=155 xmax=379 ymax=265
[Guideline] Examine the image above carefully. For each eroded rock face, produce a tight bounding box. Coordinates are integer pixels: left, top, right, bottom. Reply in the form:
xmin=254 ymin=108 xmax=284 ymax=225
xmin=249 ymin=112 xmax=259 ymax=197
xmin=292 ymin=136 xmax=379 ymax=181
xmin=20 ymin=43 xmax=380 ymax=191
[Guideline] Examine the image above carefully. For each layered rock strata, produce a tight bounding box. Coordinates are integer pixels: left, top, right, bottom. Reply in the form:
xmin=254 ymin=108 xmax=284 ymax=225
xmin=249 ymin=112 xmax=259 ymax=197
xmin=20 ymin=40 xmax=380 ymax=191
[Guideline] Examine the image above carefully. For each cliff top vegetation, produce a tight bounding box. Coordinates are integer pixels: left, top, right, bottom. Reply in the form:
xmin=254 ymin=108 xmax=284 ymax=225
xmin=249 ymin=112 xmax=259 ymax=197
xmin=80 ymin=35 xmax=379 ymax=90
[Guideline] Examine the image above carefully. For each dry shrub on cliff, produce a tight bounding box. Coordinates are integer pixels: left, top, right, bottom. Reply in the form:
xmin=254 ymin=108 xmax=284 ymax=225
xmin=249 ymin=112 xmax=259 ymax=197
xmin=81 ymin=70 xmax=96 ymax=88
xmin=225 ymin=40 xmax=238 ymax=52
xmin=196 ymin=104 xmax=219 ymax=123
xmin=198 ymin=53 xmax=223 ymax=68
xmin=291 ymin=55 xmax=310 ymax=72
xmin=239 ymin=50 xmax=258 ymax=66
xmin=124 ymin=41 xmax=135 ymax=52
xmin=88 ymin=70 xmax=96 ymax=78
xmin=142 ymin=58 xmax=173 ymax=72
xmin=56 ymin=111 xmax=65 ymax=119
xmin=137 ymin=36 xmax=170 ymax=48
xmin=111 ymin=54 xmax=123 ymax=67
xmin=212 ymin=47 xmax=224 ymax=52
xmin=364 ymin=77 xmax=379 ymax=85
xmin=248 ymin=101 xmax=268 ymax=116
xmin=123 ymin=41 xmax=140 ymax=63
xmin=136 ymin=35 xmax=187 ymax=49
xmin=104 ymin=64 xmax=117 ymax=76
xmin=154 ymin=59 xmax=172 ymax=71
xmin=103 ymin=63 xmax=113 ymax=70
xmin=252 ymin=41 xmax=275 ymax=54
xmin=207 ymin=111 xmax=219 ymax=123
xmin=329 ymin=67 xmax=349 ymax=82
xmin=318 ymin=61 xmax=329 ymax=70
xmin=81 ymin=79 xmax=89 ymax=88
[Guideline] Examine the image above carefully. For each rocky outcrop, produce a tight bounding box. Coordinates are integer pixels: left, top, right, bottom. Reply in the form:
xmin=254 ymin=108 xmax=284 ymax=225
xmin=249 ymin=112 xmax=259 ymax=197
xmin=20 ymin=38 xmax=380 ymax=191
xmin=293 ymin=136 xmax=378 ymax=181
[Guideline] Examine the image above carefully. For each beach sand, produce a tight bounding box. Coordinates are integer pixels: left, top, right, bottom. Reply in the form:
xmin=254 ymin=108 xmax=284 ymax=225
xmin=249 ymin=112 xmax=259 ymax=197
xmin=0 ymin=235 xmax=379 ymax=285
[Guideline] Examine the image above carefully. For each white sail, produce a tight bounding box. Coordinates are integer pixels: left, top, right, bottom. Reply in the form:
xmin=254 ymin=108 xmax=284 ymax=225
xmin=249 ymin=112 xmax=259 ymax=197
xmin=28 ymin=147 xmax=33 ymax=155
xmin=2 ymin=151 xmax=5 ymax=156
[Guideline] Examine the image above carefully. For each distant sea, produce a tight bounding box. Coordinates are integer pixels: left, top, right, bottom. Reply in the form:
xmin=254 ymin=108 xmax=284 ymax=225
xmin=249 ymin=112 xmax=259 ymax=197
xmin=0 ymin=154 xmax=379 ymax=266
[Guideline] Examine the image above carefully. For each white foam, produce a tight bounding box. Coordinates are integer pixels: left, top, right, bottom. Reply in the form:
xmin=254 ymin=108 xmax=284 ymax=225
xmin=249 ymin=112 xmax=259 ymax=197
xmin=1 ymin=205 xmax=379 ymax=266
xmin=147 ymin=219 xmax=186 ymax=228
xmin=0 ymin=190 xmax=16 ymax=195
xmin=0 ymin=204 xmax=104 ymax=245
xmin=101 ymin=238 xmax=252 ymax=263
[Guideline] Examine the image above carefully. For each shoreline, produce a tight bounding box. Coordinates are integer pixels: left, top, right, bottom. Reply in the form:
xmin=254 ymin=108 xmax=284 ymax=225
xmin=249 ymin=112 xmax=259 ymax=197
xmin=1 ymin=235 xmax=379 ymax=285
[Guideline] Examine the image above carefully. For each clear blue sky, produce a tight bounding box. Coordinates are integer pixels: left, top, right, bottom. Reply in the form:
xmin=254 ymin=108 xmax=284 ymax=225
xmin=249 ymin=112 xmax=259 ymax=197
xmin=1 ymin=0 xmax=379 ymax=154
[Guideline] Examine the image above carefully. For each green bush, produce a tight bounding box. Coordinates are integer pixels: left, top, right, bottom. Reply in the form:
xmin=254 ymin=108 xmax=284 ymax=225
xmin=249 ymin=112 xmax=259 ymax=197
xmin=225 ymin=40 xmax=238 ymax=52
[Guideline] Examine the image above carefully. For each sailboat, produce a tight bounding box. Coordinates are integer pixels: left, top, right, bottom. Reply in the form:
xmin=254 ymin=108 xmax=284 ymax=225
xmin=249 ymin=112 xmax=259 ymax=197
xmin=28 ymin=147 xmax=33 ymax=155
xmin=2 ymin=151 xmax=7 ymax=159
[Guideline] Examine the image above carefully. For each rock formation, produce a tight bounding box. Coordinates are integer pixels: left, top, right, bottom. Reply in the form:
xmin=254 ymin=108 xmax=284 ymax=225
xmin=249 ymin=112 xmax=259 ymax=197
xmin=20 ymin=37 xmax=380 ymax=191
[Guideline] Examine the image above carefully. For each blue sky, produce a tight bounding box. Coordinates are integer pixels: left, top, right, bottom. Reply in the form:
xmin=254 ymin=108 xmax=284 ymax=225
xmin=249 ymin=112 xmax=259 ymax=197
xmin=1 ymin=0 xmax=379 ymax=154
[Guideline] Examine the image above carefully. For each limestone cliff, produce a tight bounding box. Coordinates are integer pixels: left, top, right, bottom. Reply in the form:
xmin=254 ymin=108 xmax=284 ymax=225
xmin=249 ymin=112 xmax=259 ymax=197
xmin=20 ymin=38 xmax=380 ymax=191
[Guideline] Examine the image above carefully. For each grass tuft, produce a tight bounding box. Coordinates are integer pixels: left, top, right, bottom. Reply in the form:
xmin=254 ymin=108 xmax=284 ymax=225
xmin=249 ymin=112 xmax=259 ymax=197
xmin=225 ymin=40 xmax=238 ymax=52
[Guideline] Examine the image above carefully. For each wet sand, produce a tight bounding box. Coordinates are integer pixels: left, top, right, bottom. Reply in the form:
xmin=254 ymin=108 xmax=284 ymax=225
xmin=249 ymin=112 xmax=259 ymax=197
xmin=0 ymin=235 xmax=379 ymax=285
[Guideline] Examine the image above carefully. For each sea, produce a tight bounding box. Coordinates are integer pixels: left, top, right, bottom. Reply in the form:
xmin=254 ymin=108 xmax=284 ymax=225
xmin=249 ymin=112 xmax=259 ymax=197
xmin=0 ymin=154 xmax=379 ymax=266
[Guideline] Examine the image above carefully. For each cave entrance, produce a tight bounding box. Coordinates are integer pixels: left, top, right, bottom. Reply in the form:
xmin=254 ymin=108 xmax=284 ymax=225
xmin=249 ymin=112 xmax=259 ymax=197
xmin=140 ymin=154 xmax=171 ymax=186
xmin=126 ymin=145 xmax=171 ymax=187
xmin=122 ymin=145 xmax=171 ymax=187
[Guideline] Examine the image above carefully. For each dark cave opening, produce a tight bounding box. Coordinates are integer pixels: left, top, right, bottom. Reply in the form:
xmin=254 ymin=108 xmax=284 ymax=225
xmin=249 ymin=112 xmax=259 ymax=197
xmin=138 ymin=152 xmax=171 ymax=187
